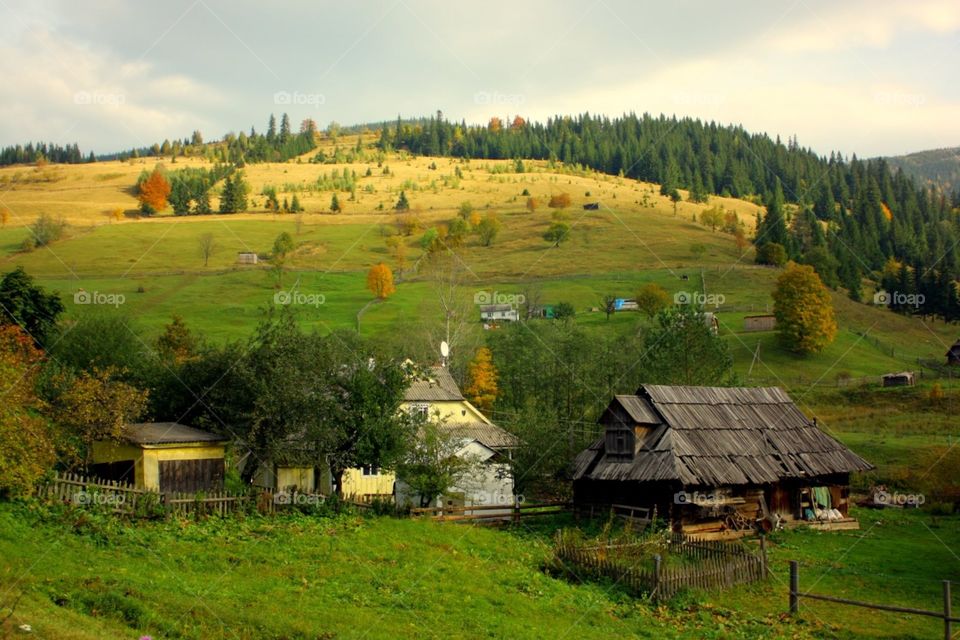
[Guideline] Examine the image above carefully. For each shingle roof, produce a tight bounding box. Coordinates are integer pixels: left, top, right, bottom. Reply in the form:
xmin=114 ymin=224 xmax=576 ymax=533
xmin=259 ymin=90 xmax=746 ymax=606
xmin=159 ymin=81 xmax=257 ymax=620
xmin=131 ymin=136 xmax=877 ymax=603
xmin=573 ymin=385 xmax=872 ymax=486
xmin=122 ymin=423 xmax=227 ymax=445
xmin=442 ymin=422 xmax=520 ymax=449
xmin=404 ymin=366 xmax=465 ymax=402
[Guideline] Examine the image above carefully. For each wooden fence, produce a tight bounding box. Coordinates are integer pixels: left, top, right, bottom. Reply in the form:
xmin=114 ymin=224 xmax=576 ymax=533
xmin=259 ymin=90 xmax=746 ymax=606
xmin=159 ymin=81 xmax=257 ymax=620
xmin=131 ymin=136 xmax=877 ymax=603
xmin=41 ymin=472 xmax=327 ymax=518
xmin=789 ymin=561 xmax=958 ymax=640
xmin=554 ymin=531 xmax=767 ymax=602
xmin=411 ymin=501 xmax=569 ymax=523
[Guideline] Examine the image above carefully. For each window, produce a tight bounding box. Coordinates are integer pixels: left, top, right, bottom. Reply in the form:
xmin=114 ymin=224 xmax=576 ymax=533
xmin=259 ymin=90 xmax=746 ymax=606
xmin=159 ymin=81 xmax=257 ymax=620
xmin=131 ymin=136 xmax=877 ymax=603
xmin=409 ymin=402 xmax=430 ymax=418
xmin=361 ymin=465 xmax=380 ymax=476
xmin=605 ymin=423 xmax=635 ymax=459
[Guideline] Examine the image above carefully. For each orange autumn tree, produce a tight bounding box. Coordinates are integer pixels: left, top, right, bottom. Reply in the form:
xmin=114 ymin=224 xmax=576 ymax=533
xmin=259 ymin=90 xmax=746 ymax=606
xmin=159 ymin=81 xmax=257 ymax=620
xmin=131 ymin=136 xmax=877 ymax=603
xmin=464 ymin=347 xmax=498 ymax=412
xmin=0 ymin=325 xmax=56 ymax=496
xmin=772 ymin=261 xmax=837 ymax=354
xmin=138 ymin=168 xmax=171 ymax=214
xmin=366 ymin=262 xmax=396 ymax=300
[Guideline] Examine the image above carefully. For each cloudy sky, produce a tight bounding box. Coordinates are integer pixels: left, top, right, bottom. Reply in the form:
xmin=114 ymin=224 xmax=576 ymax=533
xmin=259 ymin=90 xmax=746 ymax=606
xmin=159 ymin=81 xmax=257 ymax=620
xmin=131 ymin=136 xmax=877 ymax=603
xmin=0 ymin=0 xmax=957 ymax=157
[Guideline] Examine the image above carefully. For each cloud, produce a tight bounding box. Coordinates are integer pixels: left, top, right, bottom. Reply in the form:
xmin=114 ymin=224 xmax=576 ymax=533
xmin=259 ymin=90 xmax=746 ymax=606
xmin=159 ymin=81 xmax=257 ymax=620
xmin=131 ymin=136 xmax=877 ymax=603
xmin=763 ymin=0 xmax=960 ymax=53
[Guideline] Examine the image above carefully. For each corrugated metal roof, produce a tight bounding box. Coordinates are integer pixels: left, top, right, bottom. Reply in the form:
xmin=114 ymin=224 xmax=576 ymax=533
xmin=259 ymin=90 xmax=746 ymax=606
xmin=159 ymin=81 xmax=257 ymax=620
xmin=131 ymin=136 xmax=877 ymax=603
xmin=123 ymin=423 xmax=227 ymax=445
xmin=573 ymin=385 xmax=872 ymax=486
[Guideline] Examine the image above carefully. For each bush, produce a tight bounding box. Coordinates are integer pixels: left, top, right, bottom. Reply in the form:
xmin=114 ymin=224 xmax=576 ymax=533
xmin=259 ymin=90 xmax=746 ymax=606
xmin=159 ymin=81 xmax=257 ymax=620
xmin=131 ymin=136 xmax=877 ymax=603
xmin=755 ymin=242 xmax=788 ymax=267
xmin=548 ymin=193 xmax=571 ymax=208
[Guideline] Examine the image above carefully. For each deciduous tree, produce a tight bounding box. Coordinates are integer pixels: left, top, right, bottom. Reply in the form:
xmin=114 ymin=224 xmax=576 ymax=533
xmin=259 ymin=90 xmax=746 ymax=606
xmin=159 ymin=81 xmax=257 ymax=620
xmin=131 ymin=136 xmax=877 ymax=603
xmin=138 ymin=168 xmax=171 ymax=214
xmin=772 ymin=262 xmax=837 ymax=354
xmin=464 ymin=347 xmax=498 ymax=412
xmin=366 ymin=263 xmax=396 ymax=300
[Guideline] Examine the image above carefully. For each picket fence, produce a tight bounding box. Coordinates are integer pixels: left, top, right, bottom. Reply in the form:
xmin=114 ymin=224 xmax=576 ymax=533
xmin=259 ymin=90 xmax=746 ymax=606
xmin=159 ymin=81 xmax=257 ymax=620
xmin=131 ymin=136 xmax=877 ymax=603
xmin=41 ymin=471 xmax=327 ymax=518
xmin=554 ymin=531 xmax=767 ymax=601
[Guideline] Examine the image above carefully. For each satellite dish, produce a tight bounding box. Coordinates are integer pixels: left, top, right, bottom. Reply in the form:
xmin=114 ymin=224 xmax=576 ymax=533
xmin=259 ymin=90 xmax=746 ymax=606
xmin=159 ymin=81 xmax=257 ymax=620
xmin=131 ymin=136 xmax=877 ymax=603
xmin=440 ymin=341 xmax=450 ymax=358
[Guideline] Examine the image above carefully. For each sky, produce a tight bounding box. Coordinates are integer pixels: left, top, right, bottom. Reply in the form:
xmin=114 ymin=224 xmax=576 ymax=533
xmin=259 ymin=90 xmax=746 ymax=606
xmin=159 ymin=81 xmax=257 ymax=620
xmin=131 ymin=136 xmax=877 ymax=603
xmin=0 ymin=0 xmax=957 ymax=158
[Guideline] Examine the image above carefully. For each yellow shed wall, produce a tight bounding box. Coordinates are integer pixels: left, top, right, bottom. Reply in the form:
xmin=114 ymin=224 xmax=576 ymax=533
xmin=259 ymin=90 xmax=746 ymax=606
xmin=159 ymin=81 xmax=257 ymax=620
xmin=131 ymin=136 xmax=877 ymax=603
xmin=90 ymin=441 xmax=225 ymax=491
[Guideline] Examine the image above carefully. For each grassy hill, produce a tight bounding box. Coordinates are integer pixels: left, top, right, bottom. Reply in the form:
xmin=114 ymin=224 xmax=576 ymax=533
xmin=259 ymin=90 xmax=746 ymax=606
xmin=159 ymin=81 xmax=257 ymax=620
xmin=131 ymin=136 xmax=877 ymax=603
xmin=0 ymin=135 xmax=958 ymax=382
xmin=0 ymin=501 xmax=956 ymax=639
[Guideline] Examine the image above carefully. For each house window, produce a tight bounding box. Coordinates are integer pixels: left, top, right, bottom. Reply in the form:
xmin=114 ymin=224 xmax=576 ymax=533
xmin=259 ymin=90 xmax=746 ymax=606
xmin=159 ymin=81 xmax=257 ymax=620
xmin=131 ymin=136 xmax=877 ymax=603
xmin=409 ymin=402 xmax=430 ymax=418
xmin=362 ymin=465 xmax=380 ymax=476
xmin=605 ymin=424 xmax=635 ymax=458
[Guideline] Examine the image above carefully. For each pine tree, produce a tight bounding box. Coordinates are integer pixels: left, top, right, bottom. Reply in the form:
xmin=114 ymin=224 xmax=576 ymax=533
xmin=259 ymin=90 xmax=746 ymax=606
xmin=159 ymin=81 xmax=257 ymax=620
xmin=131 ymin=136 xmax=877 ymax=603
xmin=395 ymin=190 xmax=410 ymax=212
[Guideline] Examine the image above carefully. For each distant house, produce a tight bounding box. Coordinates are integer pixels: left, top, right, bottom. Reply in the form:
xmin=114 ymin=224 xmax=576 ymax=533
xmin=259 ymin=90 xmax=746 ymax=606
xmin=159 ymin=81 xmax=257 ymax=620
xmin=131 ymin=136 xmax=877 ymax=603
xmin=480 ymin=304 xmax=519 ymax=323
xmin=743 ymin=314 xmax=776 ymax=332
xmin=881 ymin=371 xmax=915 ymax=387
xmin=948 ymin=340 xmax=960 ymax=366
xmin=583 ymin=202 xmax=600 ymax=210
xmin=90 ymin=423 xmax=227 ymax=493
xmin=572 ymin=386 xmax=872 ymax=536
xmin=614 ymin=298 xmax=638 ymax=312
xmin=314 ymin=366 xmax=519 ymax=503
xmin=237 ymin=252 xmax=259 ymax=265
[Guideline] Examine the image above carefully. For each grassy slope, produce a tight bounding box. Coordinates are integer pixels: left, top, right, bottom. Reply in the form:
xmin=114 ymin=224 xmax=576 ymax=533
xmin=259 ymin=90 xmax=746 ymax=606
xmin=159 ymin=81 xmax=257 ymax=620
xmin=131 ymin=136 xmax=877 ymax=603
xmin=1 ymin=139 xmax=957 ymax=379
xmin=1 ymin=504 xmax=957 ymax=640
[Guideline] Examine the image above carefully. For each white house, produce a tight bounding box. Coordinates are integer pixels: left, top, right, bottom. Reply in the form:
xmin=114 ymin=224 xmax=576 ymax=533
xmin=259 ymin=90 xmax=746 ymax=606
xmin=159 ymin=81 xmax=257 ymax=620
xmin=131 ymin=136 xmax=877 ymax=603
xmin=479 ymin=304 xmax=519 ymax=323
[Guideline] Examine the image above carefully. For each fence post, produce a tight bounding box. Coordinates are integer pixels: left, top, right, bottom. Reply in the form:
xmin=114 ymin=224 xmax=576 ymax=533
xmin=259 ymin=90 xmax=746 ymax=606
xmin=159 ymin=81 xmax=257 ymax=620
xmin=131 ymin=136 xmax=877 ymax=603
xmin=789 ymin=561 xmax=800 ymax=615
xmin=653 ymin=554 xmax=662 ymax=604
xmin=944 ymin=580 xmax=952 ymax=640
xmin=760 ymin=535 xmax=768 ymax=577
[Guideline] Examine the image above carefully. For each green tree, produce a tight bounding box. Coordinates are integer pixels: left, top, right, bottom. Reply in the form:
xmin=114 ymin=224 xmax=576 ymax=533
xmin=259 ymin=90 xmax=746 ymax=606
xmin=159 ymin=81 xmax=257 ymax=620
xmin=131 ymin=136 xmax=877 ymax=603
xmin=0 ymin=267 xmax=64 ymax=347
xmin=543 ymin=222 xmax=570 ymax=247
xmin=395 ymin=190 xmax=410 ymax=212
xmin=635 ymin=283 xmax=670 ymax=319
xmin=477 ymin=214 xmax=501 ymax=247
xmin=643 ymin=305 xmax=733 ymax=385
xmin=396 ymin=419 xmax=478 ymax=508
xmin=331 ymin=193 xmax=342 ymax=213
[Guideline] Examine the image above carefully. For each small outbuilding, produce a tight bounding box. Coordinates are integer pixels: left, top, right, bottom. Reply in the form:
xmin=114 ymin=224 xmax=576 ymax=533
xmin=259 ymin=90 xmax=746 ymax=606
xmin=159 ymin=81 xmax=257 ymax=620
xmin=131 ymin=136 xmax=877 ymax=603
xmin=573 ymin=385 xmax=872 ymax=536
xmin=881 ymin=371 xmax=915 ymax=387
xmin=237 ymin=252 xmax=259 ymax=265
xmin=90 ymin=423 xmax=228 ymax=494
xmin=583 ymin=202 xmax=600 ymax=210
xmin=947 ymin=340 xmax=960 ymax=366
xmin=743 ymin=314 xmax=777 ymax=332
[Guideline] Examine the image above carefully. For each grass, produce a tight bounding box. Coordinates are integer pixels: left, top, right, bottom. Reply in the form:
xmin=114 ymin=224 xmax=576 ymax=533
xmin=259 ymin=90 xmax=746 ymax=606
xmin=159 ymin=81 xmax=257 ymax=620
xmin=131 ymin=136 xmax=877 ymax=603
xmin=0 ymin=502 xmax=957 ymax=639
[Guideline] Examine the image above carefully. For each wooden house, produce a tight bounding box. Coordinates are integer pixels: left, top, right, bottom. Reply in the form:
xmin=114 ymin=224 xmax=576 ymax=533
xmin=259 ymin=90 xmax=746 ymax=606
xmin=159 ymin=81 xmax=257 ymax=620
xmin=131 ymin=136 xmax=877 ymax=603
xmin=743 ymin=314 xmax=776 ymax=332
xmin=90 ymin=423 xmax=227 ymax=493
xmin=572 ymin=385 xmax=872 ymax=536
xmin=480 ymin=304 xmax=519 ymax=323
xmin=947 ymin=340 xmax=960 ymax=366
xmin=881 ymin=371 xmax=915 ymax=387
xmin=237 ymin=252 xmax=259 ymax=265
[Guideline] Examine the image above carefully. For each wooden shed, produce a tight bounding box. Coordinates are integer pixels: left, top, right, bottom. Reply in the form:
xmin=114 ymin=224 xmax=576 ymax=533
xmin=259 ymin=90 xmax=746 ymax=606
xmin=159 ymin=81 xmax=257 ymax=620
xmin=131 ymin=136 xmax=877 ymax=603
xmin=237 ymin=252 xmax=259 ymax=265
xmin=947 ymin=340 xmax=960 ymax=366
xmin=572 ymin=385 xmax=872 ymax=536
xmin=881 ymin=371 xmax=915 ymax=387
xmin=90 ymin=422 xmax=227 ymax=494
xmin=743 ymin=314 xmax=776 ymax=332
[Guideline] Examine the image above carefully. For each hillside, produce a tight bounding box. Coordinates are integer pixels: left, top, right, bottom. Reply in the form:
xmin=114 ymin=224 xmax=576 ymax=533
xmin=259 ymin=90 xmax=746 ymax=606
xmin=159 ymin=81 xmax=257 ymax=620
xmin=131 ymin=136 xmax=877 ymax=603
xmin=886 ymin=146 xmax=960 ymax=192
xmin=0 ymin=135 xmax=957 ymax=385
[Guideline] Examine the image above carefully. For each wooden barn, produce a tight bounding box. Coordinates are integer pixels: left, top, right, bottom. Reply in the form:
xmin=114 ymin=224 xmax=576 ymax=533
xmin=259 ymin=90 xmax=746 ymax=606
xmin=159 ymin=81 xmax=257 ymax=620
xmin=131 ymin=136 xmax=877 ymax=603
xmin=572 ymin=385 xmax=872 ymax=537
xmin=947 ymin=340 xmax=960 ymax=366
xmin=743 ymin=314 xmax=776 ymax=332
xmin=881 ymin=371 xmax=915 ymax=387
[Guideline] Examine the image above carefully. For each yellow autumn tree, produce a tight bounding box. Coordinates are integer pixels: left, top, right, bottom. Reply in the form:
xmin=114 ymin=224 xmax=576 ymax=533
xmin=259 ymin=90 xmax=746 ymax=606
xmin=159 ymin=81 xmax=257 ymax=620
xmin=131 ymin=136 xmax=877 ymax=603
xmin=772 ymin=261 xmax=837 ymax=354
xmin=366 ymin=262 xmax=396 ymax=300
xmin=464 ymin=347 xmax=498 ymax=412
